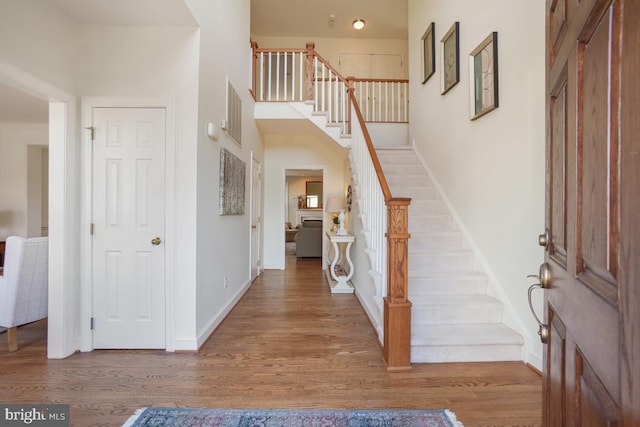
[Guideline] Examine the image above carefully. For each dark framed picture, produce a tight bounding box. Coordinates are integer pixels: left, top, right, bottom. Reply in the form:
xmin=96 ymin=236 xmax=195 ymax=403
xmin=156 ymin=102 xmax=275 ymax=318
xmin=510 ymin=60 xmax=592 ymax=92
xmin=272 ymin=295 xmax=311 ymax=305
xmin=469 ymin=32 xmax=499 ymax=120
xmin=440 ymin=22 xmax=460 ymax=94
xmin=421 ymin=22 xmax=436 ymax=84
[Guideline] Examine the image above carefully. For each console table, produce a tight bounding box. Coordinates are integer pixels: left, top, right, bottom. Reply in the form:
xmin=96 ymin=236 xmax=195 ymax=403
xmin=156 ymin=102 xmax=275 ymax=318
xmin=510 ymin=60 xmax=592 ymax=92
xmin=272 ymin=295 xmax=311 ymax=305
xmin=325 ymin=231 xmax=355 ymax=294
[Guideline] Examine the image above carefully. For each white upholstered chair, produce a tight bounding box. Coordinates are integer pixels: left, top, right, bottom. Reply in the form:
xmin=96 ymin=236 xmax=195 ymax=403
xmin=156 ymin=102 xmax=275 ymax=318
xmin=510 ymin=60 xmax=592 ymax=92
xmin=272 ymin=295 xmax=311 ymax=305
xmin=0 ymin=236 xmax=48 ymax=352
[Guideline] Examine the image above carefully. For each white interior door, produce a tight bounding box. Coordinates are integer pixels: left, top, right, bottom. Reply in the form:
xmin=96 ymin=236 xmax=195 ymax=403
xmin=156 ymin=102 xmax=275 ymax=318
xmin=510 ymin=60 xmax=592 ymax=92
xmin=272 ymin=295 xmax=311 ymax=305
xmin=250 ymin=154 xmax=262 ymax=281
xmin=91 ymin=107 xmax=166 ymax=349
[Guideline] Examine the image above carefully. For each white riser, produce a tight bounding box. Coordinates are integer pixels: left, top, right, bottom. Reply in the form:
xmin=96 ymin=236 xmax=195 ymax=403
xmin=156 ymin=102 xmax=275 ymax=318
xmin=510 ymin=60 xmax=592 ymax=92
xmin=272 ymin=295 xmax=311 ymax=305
xmin=381 ymin=164 xmax=428 ymax=176
xmin=411 ymin=324 xmax=524 ymax=363
xmin=409 ymin=215 xmax=454 ymax=230
xmin=412 ymin=343 xmax=523 ymax=363
xmin=377 ymin=151 xmax=421 ymax=163
xmin=389 ymin=186 xmax=438 ymax=201
xmin=386 ymin=174 xmax=432 ymax=188
xmin=412 ymin=295 xmax=504 ymax=324
xmin=408 ymin=271 xmax=488 ymax=296
xmin=409 ymin=200 xmax=449 ymax=215
xmin=409 ymin=234 xmax=463 ymax=252
xmin=408 ymin=251 xmax=476 ymax=273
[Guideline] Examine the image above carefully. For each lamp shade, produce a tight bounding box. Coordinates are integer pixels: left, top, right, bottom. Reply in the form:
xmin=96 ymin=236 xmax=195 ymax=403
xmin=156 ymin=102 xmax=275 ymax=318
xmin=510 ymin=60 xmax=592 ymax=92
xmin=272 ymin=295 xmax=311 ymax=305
xmin=325 ymin=197 xmax=346 ymax=213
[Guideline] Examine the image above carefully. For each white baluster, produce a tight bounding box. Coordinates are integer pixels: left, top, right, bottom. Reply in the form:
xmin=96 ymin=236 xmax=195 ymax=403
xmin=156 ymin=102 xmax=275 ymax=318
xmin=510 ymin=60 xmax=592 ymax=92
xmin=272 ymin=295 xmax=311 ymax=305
xmin=275 ymin=52 xmax=280 ymax=101
xmin=283 ymin=52 xmax=288 ymax=101
xmin=321 ymin=64 xmax=326 ymax=112
xmin=259 ymin=52 xmax=264 ymax=101
xmin=328 ymin=69 xmax=333 ymax=122
xmin=267 ymin=52 xmax=272 ymax=101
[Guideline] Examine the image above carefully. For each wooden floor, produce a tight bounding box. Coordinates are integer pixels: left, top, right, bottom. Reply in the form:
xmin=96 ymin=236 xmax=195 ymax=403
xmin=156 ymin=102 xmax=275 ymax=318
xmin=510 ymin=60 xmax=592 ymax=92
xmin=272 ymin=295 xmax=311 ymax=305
xmin=0 ymin=256 xmax=542 ymax=426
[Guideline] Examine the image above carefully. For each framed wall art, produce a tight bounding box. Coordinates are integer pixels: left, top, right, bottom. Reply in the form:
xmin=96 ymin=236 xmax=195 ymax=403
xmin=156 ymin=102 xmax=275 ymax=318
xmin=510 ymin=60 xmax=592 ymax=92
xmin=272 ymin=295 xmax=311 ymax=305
xmin=421 ymin=22 xmax=436 ymax=84
xmin=440 ymin=22 xmax=460 ymax=94
xmin=219 ymin=147 xmax=246 ymax=215
xmin=469 ymin=32 xmax=499 ymax=120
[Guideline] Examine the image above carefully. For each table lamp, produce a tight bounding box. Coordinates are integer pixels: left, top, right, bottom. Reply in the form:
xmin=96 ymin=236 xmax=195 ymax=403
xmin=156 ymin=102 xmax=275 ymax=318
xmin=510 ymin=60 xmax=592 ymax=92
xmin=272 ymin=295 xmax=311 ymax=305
xmin=325 ymin=197 xmax=347 ymax=235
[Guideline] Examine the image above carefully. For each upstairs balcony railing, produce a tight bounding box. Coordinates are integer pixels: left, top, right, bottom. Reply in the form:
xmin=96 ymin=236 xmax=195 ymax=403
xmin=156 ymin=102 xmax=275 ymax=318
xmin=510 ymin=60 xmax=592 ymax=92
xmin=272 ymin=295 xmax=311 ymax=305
xmin=251 ymin=41 xmax=412 ymax=370
xmin=250 ymin=42 xmax=409 ymax=133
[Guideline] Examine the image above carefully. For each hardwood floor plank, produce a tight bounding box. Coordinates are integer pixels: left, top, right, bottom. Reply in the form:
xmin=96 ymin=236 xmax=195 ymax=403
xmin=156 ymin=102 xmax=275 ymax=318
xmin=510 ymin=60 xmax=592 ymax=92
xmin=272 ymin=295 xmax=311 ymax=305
xmin=0 ymin=256 xmax=541 ymax=426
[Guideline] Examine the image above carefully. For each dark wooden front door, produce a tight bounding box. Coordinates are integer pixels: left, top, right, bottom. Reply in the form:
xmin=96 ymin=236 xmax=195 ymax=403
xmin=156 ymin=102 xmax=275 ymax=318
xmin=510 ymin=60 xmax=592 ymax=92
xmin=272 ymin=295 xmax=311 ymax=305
xmin=544 ymin=0 xmax=639 ymax=425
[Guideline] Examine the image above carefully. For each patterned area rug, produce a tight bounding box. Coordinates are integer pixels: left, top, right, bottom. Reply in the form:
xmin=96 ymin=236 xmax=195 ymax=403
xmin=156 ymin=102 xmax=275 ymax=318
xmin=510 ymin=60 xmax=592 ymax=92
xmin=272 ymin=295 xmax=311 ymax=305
xmin=123 ymin=408 xmax=463 ymax=426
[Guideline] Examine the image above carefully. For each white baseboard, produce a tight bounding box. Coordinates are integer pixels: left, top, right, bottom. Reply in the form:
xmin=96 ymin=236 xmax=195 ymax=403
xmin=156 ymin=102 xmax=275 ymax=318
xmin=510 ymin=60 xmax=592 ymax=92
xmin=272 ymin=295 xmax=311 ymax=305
xmin=193 ymin=278 xmax=253 ymax=350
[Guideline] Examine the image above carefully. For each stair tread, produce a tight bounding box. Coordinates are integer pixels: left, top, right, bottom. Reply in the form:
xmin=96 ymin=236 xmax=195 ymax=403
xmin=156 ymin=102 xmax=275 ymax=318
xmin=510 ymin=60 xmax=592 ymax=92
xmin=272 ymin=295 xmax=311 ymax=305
xmin=409 ymin=232 xmax=462 ymax=239
xmin=408 ymin=250 xmax=470 ymax=258
xmin=408 ymin=269 xmax=486 ymax=278
xmin=409 ymin=249 xmax=475 ymax=260
xmin=411 ymin=294 xmax=501 ymax=306
xmin=408 ymin=248 xmax=474 ymax=255
xmin=409 ymin=229 xmax=460 ymax=236
xmin=376 ymin=147 xmax=415 ymax=152
xmin=412 ymin=324 xmax=524 ymax=346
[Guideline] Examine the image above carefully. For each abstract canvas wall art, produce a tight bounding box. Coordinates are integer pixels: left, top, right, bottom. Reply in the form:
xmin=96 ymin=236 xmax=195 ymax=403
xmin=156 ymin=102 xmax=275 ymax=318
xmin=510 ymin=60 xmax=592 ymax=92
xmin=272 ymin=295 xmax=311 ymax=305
xmin=219 ymin=148 xmax=245 ymax=215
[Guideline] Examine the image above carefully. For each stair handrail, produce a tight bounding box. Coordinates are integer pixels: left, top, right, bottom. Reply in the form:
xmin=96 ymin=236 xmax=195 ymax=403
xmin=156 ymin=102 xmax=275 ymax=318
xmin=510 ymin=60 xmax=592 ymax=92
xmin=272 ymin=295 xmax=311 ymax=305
xmin=348 ymin=90 xmax=412 ymax=370
xmin=251 ymin=40 xmax=412 ymax=370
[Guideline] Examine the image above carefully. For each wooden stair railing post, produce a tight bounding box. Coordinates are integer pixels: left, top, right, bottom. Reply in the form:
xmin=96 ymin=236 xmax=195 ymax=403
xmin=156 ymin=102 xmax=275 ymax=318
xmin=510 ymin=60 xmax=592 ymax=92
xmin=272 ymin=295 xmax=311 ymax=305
xmin=383 ymin=198 xmax=412 ymax=371
xmin=250 ymin=41 xmax=259 ymax=99
xmin=305 ymin=42 xmax=316 ymax=102
xmin=347 ymin=77 xmax=355 ymax=135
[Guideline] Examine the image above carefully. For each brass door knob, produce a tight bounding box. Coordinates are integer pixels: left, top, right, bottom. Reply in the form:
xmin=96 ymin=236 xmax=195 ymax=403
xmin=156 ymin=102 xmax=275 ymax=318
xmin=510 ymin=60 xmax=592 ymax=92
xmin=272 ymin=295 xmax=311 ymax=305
xmin=151 ymin=237 xmax=162 ymax=246
xmin=527 ymin=262 xmax=552 ymax=288
xmin=538 ymin=228 xmax=550 ymax=248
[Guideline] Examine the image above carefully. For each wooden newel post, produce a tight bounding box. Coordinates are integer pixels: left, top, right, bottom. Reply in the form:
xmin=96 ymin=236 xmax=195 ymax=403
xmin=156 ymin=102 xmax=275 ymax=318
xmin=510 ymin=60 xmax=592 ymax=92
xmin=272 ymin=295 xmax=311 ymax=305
xmin=383 ymin=198 xmax=412 ymax=371
xmin=346 ymin=77 xmax=355 ymax=135
xmin=305 ymin=42 xmax=316 ymax=101
xmin=250 ymin=41 xmax=259 ymax=99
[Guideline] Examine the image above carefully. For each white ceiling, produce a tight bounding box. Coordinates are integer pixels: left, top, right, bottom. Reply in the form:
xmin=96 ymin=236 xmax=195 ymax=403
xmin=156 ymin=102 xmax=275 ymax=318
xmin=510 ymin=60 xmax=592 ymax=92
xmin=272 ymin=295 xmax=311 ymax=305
xmin=251 ymin=0 xmax=408 ymax=40
xmin=0 ymin=0 xmax=407 ymax=123
xmin=50 ymin=0 xmax=197 ymax=26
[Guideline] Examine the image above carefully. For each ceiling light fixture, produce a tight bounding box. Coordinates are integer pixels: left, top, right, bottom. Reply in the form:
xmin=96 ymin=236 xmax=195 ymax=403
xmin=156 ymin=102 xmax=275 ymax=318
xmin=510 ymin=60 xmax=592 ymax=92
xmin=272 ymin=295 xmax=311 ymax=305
xmin=352 ymin=19 xmax=365 ymax=30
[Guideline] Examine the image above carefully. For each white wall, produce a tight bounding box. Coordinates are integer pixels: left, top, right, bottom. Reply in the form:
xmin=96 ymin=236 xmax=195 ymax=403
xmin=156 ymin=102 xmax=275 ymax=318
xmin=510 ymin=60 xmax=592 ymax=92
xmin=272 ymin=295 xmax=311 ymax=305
xmin=183 ymin=0 xmax=266 ymax=347
xmin=253 ymin=36 xmax=409 ymax=79
xmin=0 ymin=0 xmax=80 ymax=358
xmin=368 ymin=123 xmax=409 ymax=147
xmin=0 ymin=124 xmax=48 ymax=239
xmin=76 ymin=25 xmax=201 ymax=350
xmin=0 ymin=0 xmax=77 ymax=92
xmin=264 ymin=134 xmax=348 ymax=270
xmin=0 ymin=0 xmax=266 ymax=356
xmin=408 ymin=0 xmax=546 ymax=366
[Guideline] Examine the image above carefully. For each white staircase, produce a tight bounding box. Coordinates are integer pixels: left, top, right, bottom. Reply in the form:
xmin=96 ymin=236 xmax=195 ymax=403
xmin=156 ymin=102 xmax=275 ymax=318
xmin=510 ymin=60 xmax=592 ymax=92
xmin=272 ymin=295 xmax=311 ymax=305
xmin=251 ymin=42 xmax=524 ymax=364
xmin=376 ymin=147 xmax=524 ymax=363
